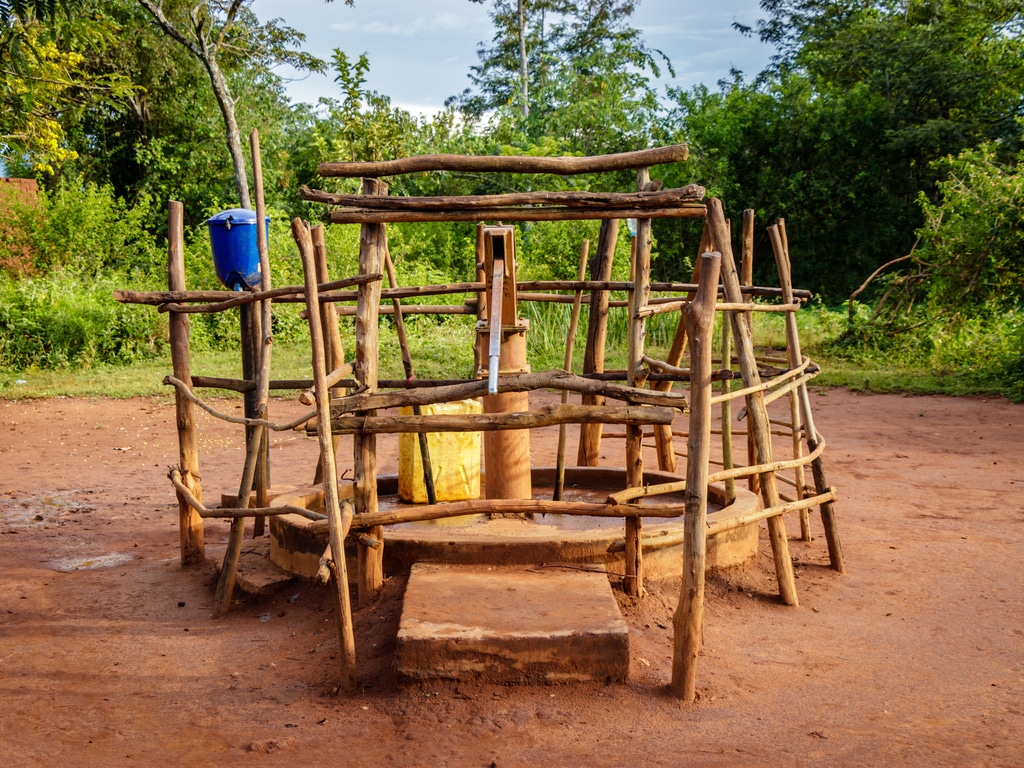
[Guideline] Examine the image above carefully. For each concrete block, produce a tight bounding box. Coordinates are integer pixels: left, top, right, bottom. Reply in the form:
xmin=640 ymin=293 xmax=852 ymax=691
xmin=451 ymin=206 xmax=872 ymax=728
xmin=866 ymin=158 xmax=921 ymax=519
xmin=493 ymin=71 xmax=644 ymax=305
xmin=396 ymin=563 xmax=630 ymax=684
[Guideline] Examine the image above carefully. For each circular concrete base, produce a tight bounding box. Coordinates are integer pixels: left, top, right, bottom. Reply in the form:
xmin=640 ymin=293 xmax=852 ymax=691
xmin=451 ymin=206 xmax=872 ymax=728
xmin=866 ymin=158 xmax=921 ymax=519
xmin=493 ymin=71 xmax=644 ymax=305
xmin=269 ymin=467 xmax=760 ymax=579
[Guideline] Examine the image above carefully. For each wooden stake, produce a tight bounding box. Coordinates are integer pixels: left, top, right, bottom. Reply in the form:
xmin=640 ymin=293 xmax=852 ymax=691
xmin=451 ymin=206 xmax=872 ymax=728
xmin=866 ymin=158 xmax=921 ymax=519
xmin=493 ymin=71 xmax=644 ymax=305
xmin=577 ymin=219 xmax=618 ymax=465
xmin=768 ymin=222 xmax=845 ymax=573
xmin=311 ymin=224 xmax=345 ymax=486
xmin=652 ymin=223 xmax=712 ymax=472
xmin=319 ymin=144 xmax=690 ymax=177
xmin=251 ymin=129 xmax=271 ymax=537
xmin=671 ymin=250 xmax=722 ymax=701
xmin=740 ymin=209 xmax=760 ymax=497
xmin=355 ymin=178 xmax=387 ymax=606
xmin=720 ymin=310 xmax=736 ymax=503
xmin=623 ymin=167 xmax=652 ymax=597
xmin=554 ymin=239 xmax=589 ymax=500
xmin=167 ymin=201 xmax=205 ymax=565
xmin=212 ymin=137 xmax=276 ymax=616
xmin=294 ymin=218 xmax=357 ymax=691
xmin=384 ymin=244 xmax=436 ymax=504
xmin=708 ymin=199 xmax=798 ymax=606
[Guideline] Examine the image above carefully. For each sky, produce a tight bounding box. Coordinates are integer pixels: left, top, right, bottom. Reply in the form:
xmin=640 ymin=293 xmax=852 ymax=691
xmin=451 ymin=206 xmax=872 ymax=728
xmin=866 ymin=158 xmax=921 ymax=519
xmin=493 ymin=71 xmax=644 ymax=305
xmin=250 ymin=0 xmax=776 ymax=115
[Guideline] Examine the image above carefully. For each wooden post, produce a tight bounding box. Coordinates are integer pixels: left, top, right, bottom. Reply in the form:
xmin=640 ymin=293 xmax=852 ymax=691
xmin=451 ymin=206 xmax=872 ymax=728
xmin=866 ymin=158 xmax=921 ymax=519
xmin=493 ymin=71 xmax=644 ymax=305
xmin=708 ymin=199 xmax=798 ymax=606
xmin=740 ymin=209 xmax=760 ymax=497
xmin=652 ymin=223 xmax=712 ymax=472
xmin=553 ymin=238 xmax=589 ymax=501
xmin=720 ymin=311 xmax=736 ymax=503
xmin=384 ymin=244 xmax=436 ymax=504
xmin=671 ymin=250 xmax=721 ymax=701
xmin=311 ymin=224 xmax=344 ymax=486
xmin=251 ymin=130 xmax=271 ymax=537
xmin=167 ymin=200 xmax=205 ymax=565
xmin=577 ymin=218 xmax=618 ymax=466
xmin=294 ymin=218 xmax=357 ymax=691
xmin=775 ymin=219 xmax=810 ymax=541
xmin=768 ymin=222 xmax=846 ymax=573
xmin=213 ymin=134 xmax=276 ymax=615
xmin=624 ymin=168 xmax=652 ymax=597
xmin=355 ymin=177 xmax=386 ymax=606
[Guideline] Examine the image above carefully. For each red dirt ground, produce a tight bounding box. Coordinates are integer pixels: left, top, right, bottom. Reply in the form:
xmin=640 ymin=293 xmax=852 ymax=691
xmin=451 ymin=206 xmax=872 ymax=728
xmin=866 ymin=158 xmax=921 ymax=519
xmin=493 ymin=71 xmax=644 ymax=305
xmin=1 ymin=388 xmax=1022 ymax=766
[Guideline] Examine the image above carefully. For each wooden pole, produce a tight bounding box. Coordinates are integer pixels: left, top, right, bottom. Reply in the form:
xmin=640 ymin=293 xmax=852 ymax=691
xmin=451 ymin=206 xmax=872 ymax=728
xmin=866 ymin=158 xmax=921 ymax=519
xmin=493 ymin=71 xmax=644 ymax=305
xmin=708 ymin=199 xmax=798 ymax=606
xmin=251 ymin=130 xmax=271 ymax=537
xmin=768 ymin=222 xmax=845 ymax=573
xmin=212 ymin=142 xmax=276 ymax=616
xmin=652 ymin=223 xmax=712 ymax=472
xmin=720 ymin=309 xmax=736 ymax=503
xmin=623 ymin=167 xmax=653 ymax=597
xmin=474 ymin=223 xmax=487 ymax=372
xmin=294 ymin=218 xmax=358 ymax=691
xmin=384 ymin=244 xmax=437 ymax=504
xmin=319 ymin=144 xmax=690 ymax=177
xmin=355 ymin=178 xmax=387 ymax=606
xmin=740 ymin=209 xmax=760 ymax=498
xmin=167 ymin=200 xmax=205 ymax=565
xmin=553 ymin=238 xmax=589 ymax=500
xmin=671 ymin=250 xmax=722 ymax=701
xmin=577 ymin=219 xmax=618 ymax=465
xmin=311 ymin=224 xmax=345 ymax=486
xmin=775 ymin=218 xmax=810 ymax=540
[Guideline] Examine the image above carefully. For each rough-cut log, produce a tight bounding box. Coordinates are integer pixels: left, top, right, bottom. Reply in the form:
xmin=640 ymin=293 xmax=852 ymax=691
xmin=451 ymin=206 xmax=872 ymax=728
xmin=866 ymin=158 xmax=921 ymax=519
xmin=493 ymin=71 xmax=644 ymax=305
xmin=302 ymin=184 xmax=705 ymax=209
xmin=319 ymin=145 xmax=689 ymax=177
xmin=578 ymin=219 xmax=618 ymax=466
xmin=113 ymin=274 xmax=379 ymax=309
xmin=294 ymin=217 xmax=358 ymax=691
xmin=554 ymin=239 xmax=590 ymax=501
xmin=623 ymin=170 xmax=653 ymax=597
xmin=769 ymin=222 xmax=846 ymax=573
xmin=329 ymin=370 xmax=689 ymax=415
xmin=328 ymin=204 xmax=706 ymax=225
xmin=672 ymin=250 xmax=722 ymax=701
xmin=354 ymin=178 xmax=387 ymax=607
xmin=117 ymin=279 xmax=809 ymax=310
xmin=706 ymin=488 xmax=839 ymax=537
xmin=320 ymin=404 xmax=677 ymax=435
xmin=344 ymin=499 xmax=681 ymax=530
xmin=709 ymin=198 xmax=798 ymax=607
xmin=166 ymin=201 xmax=204 ymax=566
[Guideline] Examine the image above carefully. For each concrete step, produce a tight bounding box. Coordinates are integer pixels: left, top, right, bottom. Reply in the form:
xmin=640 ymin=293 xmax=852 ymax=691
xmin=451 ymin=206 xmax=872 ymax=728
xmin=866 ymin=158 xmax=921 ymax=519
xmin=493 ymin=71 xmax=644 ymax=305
xmin=396 ymin=563 xmax=630 ymax=685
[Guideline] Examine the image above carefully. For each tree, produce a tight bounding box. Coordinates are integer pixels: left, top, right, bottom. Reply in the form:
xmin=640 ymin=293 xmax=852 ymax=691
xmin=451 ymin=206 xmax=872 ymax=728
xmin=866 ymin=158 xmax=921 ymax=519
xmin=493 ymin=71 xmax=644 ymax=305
xmin=135 ymin=0 xmax=325 ymax=208
xmin=665 ymin=0 xmax=1024 ymax=298
xmin=453 ymin=0 xmax=669 ymax=156
xmin=1 ymin=10 xmax=134 ymax=176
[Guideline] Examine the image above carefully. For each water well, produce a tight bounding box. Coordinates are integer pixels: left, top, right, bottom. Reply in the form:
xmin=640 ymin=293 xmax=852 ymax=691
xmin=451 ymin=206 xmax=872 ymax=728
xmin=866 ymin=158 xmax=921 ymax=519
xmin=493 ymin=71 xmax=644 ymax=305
xmin=268 ymin=471 xmax=760 ymax=580
xmin=269 ymin=223 xmax=761 ymax=583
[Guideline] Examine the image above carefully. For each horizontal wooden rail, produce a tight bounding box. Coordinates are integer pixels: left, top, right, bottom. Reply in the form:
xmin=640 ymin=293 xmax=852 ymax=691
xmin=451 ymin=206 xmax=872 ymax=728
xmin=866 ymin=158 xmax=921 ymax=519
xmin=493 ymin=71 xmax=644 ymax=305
xmin=318 ymin=404 xmax=677 ymax=435
xmin=302 ymin=184 xmax=704 ymax=209
xmin=328 ymin=204 xmax=707 ymax=225
xmin=113 ymin=274 xmax=380 ymax=309
xmin=169 ymin=468 xmax=329 ymax=522
xmin=328 ymin=370 xmax=689 ymax=414
xmin=706 ymin=488 xmax=838 ymax=536
xmin=606 ymin=438 xmax=828 ymax=504
xmin=318 ymin=145 xmax=689 ymax=177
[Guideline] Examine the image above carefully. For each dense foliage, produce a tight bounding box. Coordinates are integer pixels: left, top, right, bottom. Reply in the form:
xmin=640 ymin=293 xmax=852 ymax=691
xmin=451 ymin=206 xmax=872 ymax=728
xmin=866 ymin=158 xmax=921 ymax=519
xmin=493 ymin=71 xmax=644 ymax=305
xmin=0 ymin=0 xmax=1021 ymax=398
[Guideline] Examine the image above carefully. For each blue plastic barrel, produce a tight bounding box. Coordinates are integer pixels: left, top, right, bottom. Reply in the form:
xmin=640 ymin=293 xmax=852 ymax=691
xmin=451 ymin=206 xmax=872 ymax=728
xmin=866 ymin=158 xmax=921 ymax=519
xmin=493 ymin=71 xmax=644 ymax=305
xmin=206 ymin=208 xmax=269 ymax=291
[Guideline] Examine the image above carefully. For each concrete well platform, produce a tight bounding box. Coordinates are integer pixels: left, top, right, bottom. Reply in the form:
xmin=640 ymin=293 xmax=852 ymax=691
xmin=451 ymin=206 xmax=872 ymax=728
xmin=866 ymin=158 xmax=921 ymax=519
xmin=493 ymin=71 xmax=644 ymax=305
xmin=395 ymin=563 xmax=630 ymax=685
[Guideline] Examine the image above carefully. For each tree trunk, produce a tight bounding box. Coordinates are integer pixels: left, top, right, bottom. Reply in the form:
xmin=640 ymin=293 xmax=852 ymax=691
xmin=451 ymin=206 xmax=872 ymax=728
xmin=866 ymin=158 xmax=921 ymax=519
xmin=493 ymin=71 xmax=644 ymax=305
xmin=203 ymin=57 xmax=251 ymax=210
xmin=518 ymin=0 xmax=528 ymax=119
